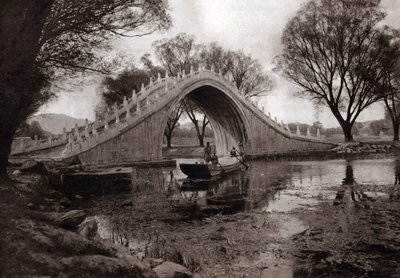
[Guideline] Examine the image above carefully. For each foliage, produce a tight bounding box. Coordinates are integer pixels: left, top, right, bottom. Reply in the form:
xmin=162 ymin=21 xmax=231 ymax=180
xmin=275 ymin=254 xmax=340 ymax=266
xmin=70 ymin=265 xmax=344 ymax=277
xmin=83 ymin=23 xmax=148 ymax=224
xmin=152 ymin=33 xmax=200 ymax=76
xmin=370 ymin=120 xmax=389 ymax=136
xmin=276 ymin=0 xmax=386 ymax=142
xmin=164 ymin=103 xmax=185 ymax=148
xmin=0 ymin=0 xmax=171 ymax=178
xmin=101 ymin=67 xmax=151 ymax=107
xmin=14 ymin=121 xmax=49 ymax=140
xmin=181 ymin=99 xmax=210 ymax=147
xmin=199 ymin=43 xmax=272 ymax=97
xmin=148 ymin=33 xmax=272 ymax=146
xmin=373 ymin=27 xmax=400 ymax=140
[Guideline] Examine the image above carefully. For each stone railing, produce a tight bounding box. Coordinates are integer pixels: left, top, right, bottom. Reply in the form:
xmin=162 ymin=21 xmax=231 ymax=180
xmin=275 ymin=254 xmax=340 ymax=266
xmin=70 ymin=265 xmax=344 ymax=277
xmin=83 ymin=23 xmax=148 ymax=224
xmin=60 ymin=65 xmax=323 ymax=158
xmin=11 ymin=132 xmax=68 ymax=155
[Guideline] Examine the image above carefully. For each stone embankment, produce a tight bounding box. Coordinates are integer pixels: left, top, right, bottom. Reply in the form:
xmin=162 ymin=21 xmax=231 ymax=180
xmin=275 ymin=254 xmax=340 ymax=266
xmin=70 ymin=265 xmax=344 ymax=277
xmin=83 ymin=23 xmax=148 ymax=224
xmin=1 ymin=160 xmax=191 ymax=277
xmin=332 ymin=142 xmax=399 ymax=154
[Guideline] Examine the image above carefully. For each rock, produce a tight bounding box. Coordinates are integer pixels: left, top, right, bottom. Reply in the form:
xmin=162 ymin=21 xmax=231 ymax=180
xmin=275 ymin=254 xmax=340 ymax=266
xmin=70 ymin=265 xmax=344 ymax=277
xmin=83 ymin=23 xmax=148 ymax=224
xmin=65 ymin=155 xmax=82 ymax=166
xmin=27 ymin=202 xmax=35 ymax=209
xmin=121 ymin=200 xmax=133 ymax=207
xmin=48 ymin=190 xmax=63 ymax=200
xmin=12 ymin=169 xmax=22 ymax=176
xmin=60 ymin=255 xmax=157 ymax=277
xmin=46 ymin=210 xmax=87 ymax=230
xmin=59 ymin=210 xmax=86 ymax=229
xmin=145 ymin=257 xmax=164 ymax=268
xmin=78 ymin=219 xmax=98 ymax=239
xmin=60 ymin=197 xmax=72 ymax=207
xmin=20 ymin=159 xmax=49 ymax=175
xmin=153 ymin=261 xmax=192 ymax=278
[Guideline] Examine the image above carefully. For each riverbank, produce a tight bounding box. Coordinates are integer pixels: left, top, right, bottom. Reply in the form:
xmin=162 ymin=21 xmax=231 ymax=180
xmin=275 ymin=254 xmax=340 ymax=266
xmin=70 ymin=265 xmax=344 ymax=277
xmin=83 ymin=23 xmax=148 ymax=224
xmin=0 ymin=170 xmax=159 ymax=277
xmin=75 ymin=156 xmax=400 ymax=277
xmin=3 ymin=153 xmax=400 ymax=277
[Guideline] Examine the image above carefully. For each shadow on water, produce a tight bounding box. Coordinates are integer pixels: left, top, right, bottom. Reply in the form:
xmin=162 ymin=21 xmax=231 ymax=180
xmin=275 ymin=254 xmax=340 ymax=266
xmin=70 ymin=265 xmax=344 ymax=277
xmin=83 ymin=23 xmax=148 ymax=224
xmin=85 ymin=157 xmax=400 ymax=276
xmin=160 ymin=160 xmax=298 ymax=218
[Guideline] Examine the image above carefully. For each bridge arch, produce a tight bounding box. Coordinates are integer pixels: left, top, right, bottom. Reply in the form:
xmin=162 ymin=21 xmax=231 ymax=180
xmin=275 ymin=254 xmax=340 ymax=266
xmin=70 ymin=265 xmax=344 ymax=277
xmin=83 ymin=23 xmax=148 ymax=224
xmin=161 ymin=78 xmax=252 ymax=156
xmin=54 ymin=68 xmax=334 ymax=166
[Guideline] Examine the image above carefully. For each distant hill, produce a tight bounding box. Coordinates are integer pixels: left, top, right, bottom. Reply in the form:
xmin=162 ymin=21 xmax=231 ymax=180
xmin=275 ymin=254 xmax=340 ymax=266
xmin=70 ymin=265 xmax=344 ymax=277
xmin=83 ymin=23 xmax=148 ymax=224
xmin=29 ymin=113 xmax=87 ymax=135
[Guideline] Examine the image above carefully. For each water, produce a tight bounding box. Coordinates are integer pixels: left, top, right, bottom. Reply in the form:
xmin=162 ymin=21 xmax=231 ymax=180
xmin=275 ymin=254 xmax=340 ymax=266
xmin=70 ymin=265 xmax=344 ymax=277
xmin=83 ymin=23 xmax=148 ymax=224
xmin=86 ymin=157 xmax=400 ymax=277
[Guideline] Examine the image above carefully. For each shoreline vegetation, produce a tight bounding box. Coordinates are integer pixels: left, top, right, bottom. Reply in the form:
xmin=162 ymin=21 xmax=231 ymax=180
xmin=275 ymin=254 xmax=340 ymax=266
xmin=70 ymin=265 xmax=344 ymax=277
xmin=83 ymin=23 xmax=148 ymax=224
xmin=1 ymin=142 xmax=400 ymax=276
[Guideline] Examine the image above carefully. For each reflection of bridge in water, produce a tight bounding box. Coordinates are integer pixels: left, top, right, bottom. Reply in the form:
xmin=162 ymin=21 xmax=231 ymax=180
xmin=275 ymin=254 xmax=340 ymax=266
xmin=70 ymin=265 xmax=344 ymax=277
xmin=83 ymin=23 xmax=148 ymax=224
xmin=12 ymin=66 xmax=333 ymax=166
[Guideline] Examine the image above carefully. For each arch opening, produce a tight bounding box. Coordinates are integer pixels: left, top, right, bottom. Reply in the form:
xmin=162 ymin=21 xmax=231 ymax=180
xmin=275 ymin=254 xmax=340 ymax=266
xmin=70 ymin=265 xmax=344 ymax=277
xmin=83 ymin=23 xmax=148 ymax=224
xmin=162 ymin=84 xmax=249 ymax=159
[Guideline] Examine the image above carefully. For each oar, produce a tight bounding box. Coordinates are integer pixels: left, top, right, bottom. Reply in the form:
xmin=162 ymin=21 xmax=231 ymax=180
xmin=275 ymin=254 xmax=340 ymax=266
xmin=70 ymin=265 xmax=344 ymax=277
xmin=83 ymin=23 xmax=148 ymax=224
xmin=232 ymin=147 xmax=249 ymax=169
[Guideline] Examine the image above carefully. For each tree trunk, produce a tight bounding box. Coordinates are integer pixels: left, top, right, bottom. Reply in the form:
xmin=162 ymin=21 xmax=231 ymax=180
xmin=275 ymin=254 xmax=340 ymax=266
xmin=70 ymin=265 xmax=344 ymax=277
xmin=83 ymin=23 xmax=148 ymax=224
xmin=0 ymin=1 xmax=54 ymax=180
xmin=0 ymin=132 xmax=13 ymax=181
xmin=342 ymin=125 xmax=354 ymax=142
xmin=393 ymin=121 xmax=399 ymax=141
xmin=164 ymin=132 xmax=172 ymax=148
xmin=192 ymin=121 xmax=204 ymax=147
xmin=198 ymin=135 xmax=204 ymax=147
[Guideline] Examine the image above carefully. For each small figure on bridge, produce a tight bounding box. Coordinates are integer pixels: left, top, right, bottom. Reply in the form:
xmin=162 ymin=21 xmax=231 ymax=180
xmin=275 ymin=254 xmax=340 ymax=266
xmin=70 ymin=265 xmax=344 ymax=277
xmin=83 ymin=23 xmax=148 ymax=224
xmin=204 ymin=142 xmax=212 ymax=163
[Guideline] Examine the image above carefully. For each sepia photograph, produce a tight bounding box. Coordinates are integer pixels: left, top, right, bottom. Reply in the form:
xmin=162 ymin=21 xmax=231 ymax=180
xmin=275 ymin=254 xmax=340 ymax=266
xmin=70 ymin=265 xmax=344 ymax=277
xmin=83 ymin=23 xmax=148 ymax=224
xmin=1 ymin=0 xmax=400 ymax=277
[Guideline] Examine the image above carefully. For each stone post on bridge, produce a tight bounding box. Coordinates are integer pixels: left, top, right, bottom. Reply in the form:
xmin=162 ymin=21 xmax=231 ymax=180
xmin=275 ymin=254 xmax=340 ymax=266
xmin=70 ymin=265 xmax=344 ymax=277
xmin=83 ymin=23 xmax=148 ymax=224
xmin=114 ymin=105 xmax=119 ymax=126
xmin=33 ymin=135 xmax=38 ymax=148
xmin=104 ymin=114 xmax=109 ymax=130
xmin=74 ymin=124 xmax=81 ymax=142
xmin=137 ymin=102 xmax=141 ymax=118
xmin=307 ymin=127 xmax=310 ymax=137
xmin=296 ymin=125 xmax=301 ymax=135
xmin=68 ymin=132 xmax=73 ymax=144
xmin=124 ymin=96 xmax=131 ymax=119
xmin=92 ymin=124 xmax=97 ymax=137
xmin=62 ymin=128 xmax=67 ymax=140
xmin=317 ymin=128 xmax=321 ymax=138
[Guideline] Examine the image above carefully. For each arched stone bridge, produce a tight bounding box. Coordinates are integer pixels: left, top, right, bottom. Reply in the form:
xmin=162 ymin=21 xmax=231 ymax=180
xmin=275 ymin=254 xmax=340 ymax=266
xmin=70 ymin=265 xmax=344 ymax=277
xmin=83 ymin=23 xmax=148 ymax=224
xmin=36 ymin=66 xmax=334 ymax=166
xmin=59 ymin=66 xmax=334 ymax=166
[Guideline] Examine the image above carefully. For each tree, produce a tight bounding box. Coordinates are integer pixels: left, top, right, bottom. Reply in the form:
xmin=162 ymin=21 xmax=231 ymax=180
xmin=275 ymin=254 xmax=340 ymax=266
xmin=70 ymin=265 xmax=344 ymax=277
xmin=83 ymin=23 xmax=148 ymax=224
xmin=373 ymin=27 xmax=400 ymax=140
xmin=164 ymin=103 xmax=185 ymax=148
xmin=276 ymin=0 xmax=386 ymax=142
xmin=224 ymin=50 xmax=273 ymax=97
xmin=99 ymin=66 xmax=184 ymax=144
xmin=14 ymin=121 xmax=49 ymax=140
xmin=152 ymin=33 xmax=209 ymax=146
xmin=152 ymin=33 xmax=200 ymax=76
xmin=151 ymin=34 xmax=273 ymax=146
xmin=200 ymin=43 xmax=273 ymax=97
xmin=182 ymin=99 xmax=210 ymax=147
xmin=0 ymin=0 xmax=171 ymax=179
xmin=101 ymin=67 xmax=151 ymax=107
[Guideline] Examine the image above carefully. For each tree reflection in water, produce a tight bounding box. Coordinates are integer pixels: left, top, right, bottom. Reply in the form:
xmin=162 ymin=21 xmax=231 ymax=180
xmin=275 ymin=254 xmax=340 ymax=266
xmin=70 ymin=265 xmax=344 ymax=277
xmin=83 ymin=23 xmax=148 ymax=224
xmin=335 ymin=161 xmax=374 ymax=207
xmin=389 ymin=159 xmax=400 ymax=200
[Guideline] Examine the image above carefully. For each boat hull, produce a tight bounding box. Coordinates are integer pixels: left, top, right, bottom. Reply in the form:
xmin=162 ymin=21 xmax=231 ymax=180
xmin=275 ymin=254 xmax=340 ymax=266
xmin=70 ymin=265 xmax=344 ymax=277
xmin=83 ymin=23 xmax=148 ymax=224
xmin=179 ymin=162 xmax=241 ymax=180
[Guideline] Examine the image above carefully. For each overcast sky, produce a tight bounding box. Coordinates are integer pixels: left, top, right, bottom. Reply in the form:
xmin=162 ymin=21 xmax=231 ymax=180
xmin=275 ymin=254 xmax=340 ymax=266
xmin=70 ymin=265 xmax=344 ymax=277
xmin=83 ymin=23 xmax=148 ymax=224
xmin=41 ymin=0 xmax=400 ymax=128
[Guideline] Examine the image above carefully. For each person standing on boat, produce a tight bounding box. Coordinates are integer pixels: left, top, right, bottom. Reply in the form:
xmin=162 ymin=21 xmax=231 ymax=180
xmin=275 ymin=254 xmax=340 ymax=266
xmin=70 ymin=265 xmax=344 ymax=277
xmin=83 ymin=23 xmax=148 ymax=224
xmin=204 ymin=142 xmax=212 ymax=163
xmin=211 ymin=153 xmax=219 ymax=165
xmin=238 ymin=140 xmax=245 ymax=159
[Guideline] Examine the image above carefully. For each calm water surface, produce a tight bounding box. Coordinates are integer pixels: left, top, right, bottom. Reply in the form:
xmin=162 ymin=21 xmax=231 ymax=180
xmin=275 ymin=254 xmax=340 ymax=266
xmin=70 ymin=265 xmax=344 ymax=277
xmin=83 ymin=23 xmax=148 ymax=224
xmin=92 ymin=157 xmax=400 ymax=277
xmin=131 ymin=157 xmax=400 ymax=214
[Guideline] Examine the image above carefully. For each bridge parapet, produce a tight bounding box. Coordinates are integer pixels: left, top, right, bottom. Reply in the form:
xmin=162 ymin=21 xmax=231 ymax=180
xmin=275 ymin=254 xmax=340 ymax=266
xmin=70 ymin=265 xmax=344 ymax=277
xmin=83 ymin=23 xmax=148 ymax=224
xmin=11 ymin=65 xmax=325 ymax=158
xmin=60 ymin=65 xmax=324 ymax=159
xmin=11 ymin=133 xmax=68 ymax=155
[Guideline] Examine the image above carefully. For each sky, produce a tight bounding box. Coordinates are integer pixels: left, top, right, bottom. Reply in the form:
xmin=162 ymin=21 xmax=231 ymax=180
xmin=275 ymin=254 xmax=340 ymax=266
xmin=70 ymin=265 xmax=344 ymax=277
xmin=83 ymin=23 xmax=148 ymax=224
xmin=41 ymin=0 xmax=400 ymax=128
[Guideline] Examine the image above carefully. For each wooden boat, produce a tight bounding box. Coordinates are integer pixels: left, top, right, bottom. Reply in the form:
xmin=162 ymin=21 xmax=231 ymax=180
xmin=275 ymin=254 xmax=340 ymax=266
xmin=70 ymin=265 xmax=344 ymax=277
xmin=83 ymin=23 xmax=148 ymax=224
xmin=179 ymin=157 xmax=243 ymax=180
